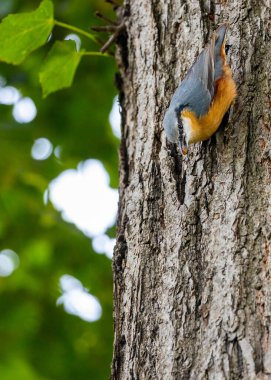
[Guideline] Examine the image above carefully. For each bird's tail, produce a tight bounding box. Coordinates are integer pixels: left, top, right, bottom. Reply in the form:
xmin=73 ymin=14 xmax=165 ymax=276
xmin=214 ymin=24 xmax=227 ymax=81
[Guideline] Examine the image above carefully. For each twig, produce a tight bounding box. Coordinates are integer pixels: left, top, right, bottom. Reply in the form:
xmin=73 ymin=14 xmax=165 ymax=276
xmin=100 ymin=22 xmax=125 ymax=53
xmin=91 ymin=25 xmax=117 ymax=33
xmin=95 ymin=11 xmax=117 ymax=26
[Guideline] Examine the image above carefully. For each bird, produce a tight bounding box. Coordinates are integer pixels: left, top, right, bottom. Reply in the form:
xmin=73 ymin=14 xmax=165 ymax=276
xmin=163 ymin=24 xmax=237 ymax=155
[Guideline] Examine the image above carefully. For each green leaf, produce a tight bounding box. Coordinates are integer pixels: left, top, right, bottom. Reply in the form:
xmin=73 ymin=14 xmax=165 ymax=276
xmin=39 ymin=40 xmax=82 ymax=97
xmin=0 ymin=0 xmax=54 ymax=65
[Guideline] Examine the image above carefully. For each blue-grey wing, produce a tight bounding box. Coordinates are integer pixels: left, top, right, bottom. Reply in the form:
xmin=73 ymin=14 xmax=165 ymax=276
xmin=169 ymin=35 xmax=215 ymax=118
xmin=170 ymin=77 xmax=212 ymax=117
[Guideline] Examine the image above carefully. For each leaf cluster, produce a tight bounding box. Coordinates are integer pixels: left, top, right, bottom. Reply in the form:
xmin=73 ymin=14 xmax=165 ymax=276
xmin=0 ymin=0 xmax=109 ymax=97
xmin=0 ymin=1 xmax=119 ymax=379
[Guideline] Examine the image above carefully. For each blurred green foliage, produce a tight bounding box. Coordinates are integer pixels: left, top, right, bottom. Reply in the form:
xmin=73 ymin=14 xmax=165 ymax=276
xmin=0 ymin=0 xmax=54 ymax=65
xmin=0 ymin=0 xmax=119 ymax=379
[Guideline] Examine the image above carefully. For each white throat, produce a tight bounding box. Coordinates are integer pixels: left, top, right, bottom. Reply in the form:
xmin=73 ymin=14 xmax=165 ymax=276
xmin=181 ymin=116 xmax=192 ymax=143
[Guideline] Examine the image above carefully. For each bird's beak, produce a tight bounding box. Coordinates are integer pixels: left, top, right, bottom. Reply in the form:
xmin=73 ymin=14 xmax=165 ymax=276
xmin=181 ymin=145 xmax=188 ymax=155
xmin=177 ymin=118 xmax=188 ymax=156
xmin=181 ymin=132 xmax=188 ymax=155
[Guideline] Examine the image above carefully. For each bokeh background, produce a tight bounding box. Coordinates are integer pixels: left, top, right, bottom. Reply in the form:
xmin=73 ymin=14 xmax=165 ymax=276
xmin=0 ymin=1 xmax=119 ymax=379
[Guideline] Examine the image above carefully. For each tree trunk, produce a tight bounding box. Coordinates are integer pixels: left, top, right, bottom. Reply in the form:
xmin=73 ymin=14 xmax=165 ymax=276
xmin=112 ymin=1 xmax=271 ymax=379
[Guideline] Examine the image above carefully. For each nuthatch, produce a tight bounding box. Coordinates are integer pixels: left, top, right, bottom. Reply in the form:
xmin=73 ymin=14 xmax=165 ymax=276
xmin=163 ymin=25 xmax=236 ymax=155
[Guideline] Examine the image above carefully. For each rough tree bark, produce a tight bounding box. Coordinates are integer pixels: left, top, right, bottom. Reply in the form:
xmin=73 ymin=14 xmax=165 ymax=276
xmin=112 ymin=1 xmax=271 ymax=379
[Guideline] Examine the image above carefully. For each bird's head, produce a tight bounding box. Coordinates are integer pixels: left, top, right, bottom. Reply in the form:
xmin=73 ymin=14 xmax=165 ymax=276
xmin=163 ymin=106 xmax=189 ymax=155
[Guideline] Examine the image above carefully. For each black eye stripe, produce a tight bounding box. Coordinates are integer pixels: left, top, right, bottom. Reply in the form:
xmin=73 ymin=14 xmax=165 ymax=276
xmin=175 ymin=104 xmax=189 ymax=114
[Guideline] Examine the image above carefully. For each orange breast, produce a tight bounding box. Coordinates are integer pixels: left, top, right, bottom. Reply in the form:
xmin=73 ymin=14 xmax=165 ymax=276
xmin=182 ymin=65 xmax=237 ymax=144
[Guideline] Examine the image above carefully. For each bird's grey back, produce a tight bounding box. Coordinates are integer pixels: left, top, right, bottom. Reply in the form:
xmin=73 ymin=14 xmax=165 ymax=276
xmin=163 ymin=26 xmax=227 ymax=144
xmin=168 ymin=35 xmax=215 ymax=118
